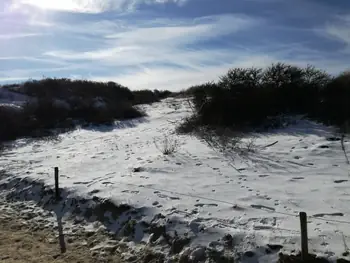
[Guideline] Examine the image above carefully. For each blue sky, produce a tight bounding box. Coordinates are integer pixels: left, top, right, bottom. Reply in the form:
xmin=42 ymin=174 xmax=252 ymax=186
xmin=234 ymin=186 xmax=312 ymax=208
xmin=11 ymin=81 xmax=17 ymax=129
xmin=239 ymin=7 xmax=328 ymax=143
xmin=0 ymin=0 xmax=350 ymax=90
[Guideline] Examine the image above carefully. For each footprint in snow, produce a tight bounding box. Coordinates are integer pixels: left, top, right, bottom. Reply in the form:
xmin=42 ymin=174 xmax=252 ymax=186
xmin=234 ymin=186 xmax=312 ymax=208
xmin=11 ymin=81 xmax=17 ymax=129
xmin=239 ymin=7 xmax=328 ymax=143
xmin=320 ymin=241 xmax=329 ymax=246
xmin=251 ymin=204 xmax=276 ymax=211
xmin=122 ymin=190 xmax=140 ymax=194
xmin=73 ymin=181 xmax=89 ymax=185
xmin=157 ymin=193 xmax=180 ymax=200
xmin=259 ymin=174 xmax=269 ymax=178
xmin=334 ymin=180 xmax=348 ymax=184
xmin=313 ymin=212 xmax=344 ymax=217
xmin=326 ymin=137 xmax=341 ymax=142
xmin=195 ymin=203 xmax=218 ymax=207
xmin=318 ymin=145 xmax=329 ymax=149
xmin=253 ymin=225 xmax=274 ymax=230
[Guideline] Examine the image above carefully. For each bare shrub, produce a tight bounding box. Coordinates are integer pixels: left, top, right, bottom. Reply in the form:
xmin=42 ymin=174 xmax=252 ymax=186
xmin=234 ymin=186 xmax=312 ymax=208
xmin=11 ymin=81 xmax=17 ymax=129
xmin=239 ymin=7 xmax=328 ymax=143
xmin=198 ymin=127 xmax=258 ymax=157
xmin=199 ymin=127 xmax=242 ymax=152
xmin=154 ymin=134 xmax=180 ymax=155
xmin=243 ymin=137 xmax=257 ymax=154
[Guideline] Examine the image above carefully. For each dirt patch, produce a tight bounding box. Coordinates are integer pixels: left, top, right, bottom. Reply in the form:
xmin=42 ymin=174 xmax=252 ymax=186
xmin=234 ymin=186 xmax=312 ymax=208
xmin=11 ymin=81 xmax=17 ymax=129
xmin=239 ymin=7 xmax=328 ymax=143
xmin=0 ymin=215 xmax=122 ymax=263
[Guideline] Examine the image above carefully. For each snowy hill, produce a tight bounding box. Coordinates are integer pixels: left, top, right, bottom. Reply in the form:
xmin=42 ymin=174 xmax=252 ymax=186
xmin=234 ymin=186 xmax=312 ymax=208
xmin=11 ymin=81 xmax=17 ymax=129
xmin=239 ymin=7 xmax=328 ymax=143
xmin=0 ymin=86 xmax=31 ymax=108
xmin=1 ymin=97 xmax=350 ymax=262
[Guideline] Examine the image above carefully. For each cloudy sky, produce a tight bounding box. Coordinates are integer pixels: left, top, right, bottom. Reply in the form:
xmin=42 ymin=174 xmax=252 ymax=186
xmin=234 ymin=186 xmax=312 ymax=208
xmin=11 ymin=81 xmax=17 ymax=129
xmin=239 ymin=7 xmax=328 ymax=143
xmin=1 ymin=0 xmax=350 ymax=90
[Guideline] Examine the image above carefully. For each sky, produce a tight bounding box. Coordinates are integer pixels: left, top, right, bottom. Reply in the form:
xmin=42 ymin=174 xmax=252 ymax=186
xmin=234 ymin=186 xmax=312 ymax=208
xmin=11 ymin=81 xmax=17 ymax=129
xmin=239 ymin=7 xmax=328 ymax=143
xmin=0 ymin=0 xmax=350 ymax=91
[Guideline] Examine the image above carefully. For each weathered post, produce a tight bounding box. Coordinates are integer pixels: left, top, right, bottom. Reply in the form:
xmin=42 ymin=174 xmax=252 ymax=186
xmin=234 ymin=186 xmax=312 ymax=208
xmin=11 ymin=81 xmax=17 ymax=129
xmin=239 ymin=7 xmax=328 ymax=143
xmin=54 ymin=167 xmax=60 ymax=200
xmin=299 ymin=212 xmax=308 ymax=261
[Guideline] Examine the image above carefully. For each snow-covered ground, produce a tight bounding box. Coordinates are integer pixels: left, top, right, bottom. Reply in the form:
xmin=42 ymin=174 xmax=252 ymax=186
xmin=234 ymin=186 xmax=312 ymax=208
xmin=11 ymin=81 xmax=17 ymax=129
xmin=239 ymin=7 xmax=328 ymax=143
xmin=1 ymin=97 xmax=350 ymax=262
xmin=0 ymin=86 xmax=30 ymax=108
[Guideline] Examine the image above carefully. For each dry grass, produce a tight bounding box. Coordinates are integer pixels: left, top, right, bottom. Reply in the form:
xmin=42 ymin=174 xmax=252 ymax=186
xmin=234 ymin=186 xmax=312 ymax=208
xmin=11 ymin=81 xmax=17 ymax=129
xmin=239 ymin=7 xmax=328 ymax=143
xmin=154 ymin=134 xmax=180 ymax=155
xmin=0 ymin=216 xmax=121 ymax=263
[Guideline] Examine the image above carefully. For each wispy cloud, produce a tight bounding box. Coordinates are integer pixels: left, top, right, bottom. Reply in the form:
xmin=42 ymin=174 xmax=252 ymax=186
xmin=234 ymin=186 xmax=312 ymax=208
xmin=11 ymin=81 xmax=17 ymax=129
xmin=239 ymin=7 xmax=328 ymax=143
xmin=43 ymin=14 xmax=257 ymax=67
xmin=325 ymin=14 xmax=350 ymax=48
xmin=0 ymin=33 xmax=43 ymax=39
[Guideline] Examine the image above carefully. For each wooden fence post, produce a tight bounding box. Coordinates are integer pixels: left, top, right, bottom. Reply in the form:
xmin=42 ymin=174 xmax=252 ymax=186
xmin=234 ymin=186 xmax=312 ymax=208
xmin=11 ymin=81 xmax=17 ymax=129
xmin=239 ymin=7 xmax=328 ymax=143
xmin=54 ymin=167 xmax=60 ymax=200
xmin=299 ymin=211 xmax=308 ymax=260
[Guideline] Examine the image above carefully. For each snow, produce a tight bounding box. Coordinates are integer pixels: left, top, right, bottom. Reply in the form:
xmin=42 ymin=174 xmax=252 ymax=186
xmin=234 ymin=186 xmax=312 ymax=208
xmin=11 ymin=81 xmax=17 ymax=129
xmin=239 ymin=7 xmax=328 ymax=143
xmin=0 ymin=87 xmax=31 ymax=107
xmin=1 ymin=97 xmax=350 ymax=262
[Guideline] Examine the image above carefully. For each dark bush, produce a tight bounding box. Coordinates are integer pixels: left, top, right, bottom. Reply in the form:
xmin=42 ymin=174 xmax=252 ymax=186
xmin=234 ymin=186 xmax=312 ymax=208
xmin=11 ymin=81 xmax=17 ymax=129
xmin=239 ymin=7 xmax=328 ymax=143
xmin=0 ymin=78 xmax=149 ymax=142
xmin=0 ymin=106 xmax=30 ymax=141
xmin=179 ymin=63 xmax=346 ymax=134
xmin=154 ymin=89 xmax=173 ymax=99
xmin=132 ymin=89 xmax=173 ymax=105
xmin=317 ymin=71 xmax=350 ymax=126
xmin=10 ymin=78 xmax=134 ymax=103
xmin=132 ymin=90 xmax=159 ymax=105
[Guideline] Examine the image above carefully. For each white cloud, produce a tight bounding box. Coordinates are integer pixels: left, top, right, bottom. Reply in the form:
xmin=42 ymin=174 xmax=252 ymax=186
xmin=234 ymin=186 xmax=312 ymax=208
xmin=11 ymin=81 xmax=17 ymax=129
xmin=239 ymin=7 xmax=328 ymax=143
xmin=0 ymin=76 xmax=35 ymax=82
xmin=11 ymin=0 xmax=125 ymax=13
xmin=10 ymin=0 xmax=189 ymax=13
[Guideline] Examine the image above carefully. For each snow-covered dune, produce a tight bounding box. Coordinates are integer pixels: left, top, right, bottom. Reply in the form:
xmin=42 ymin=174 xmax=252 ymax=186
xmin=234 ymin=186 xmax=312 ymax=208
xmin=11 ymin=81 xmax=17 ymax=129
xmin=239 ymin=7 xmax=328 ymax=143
xmin=1 ymin=97 xmax=350 ymax=262
xmin=0 ymin=86 xmax=31 ymax=108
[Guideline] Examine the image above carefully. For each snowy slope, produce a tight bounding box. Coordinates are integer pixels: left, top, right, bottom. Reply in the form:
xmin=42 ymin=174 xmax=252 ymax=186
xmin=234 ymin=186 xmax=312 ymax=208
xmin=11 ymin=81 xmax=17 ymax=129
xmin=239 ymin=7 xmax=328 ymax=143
xmin=1 ymin=97 xmax=350 ymax=262
xmin=0 ymin=86 xmax=30 ymax=108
